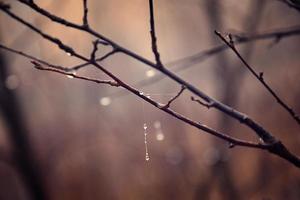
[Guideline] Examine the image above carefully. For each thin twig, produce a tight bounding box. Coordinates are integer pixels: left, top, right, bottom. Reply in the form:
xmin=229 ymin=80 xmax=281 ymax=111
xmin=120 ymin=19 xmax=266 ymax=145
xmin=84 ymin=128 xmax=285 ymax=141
xmin=162 ymin=85 xmax=186 ymax=108
xmin=148 ymin=0 xmax=163 ymax=67
xmin=82 ymin=0 xmax=88 ymax=27
xmin=31 ymin=61 xmax=119 ymax=87
xmin=215 ymin=31 xmax=300 ymax=127
xmin=0 ymin=43 xmax=68 ymax=71
xmin=90 ymin=39 xmax=99 ymax=61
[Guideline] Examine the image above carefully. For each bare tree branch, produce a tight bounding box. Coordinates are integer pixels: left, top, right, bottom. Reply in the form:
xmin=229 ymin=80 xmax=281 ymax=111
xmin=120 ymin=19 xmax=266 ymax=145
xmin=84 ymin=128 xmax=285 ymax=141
xmin=215 ymin=31 xmax=300 ymax=127
xmin=0 ymin=44 xmax=265 ymax=152
xmin=1 ymin=1 xmax=300 ymax=167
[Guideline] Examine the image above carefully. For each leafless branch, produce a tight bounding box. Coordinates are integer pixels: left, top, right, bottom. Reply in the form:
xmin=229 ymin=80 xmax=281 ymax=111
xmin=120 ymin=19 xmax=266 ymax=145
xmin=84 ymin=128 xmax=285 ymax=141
xmin=0 ymin=4 xmax=268 ymax=151
xmin=215 ymin=31 xmax=300 ymax=127
xmin=2 ymin=1 xmax=300 ymax=167
xmin=148 ymin=0 xmax=163 ymax=67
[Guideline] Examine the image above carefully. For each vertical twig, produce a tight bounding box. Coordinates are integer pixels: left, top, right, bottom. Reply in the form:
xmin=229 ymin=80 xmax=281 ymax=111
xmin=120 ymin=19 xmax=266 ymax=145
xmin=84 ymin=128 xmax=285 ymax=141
xmin=149 ymin=0 xmax=163 ymax=67
xmin=83 ymin=0 xmax=88 ymax=27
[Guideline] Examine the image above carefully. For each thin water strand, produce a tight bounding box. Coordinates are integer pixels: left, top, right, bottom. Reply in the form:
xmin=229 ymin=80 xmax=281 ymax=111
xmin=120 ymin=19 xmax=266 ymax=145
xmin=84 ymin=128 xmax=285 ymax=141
xmin=144 ymin=123 xmax=150 ymax=161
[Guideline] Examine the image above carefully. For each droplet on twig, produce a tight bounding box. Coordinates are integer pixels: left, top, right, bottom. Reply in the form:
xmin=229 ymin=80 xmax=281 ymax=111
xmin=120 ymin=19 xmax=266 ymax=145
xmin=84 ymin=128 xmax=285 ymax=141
xmin=228 ymin=143 xmax=235 ymax=149
xmin=143 ymin=123 xmax=148 ymax=130
xmin=66 ymin=69 xmax=76 ymax=79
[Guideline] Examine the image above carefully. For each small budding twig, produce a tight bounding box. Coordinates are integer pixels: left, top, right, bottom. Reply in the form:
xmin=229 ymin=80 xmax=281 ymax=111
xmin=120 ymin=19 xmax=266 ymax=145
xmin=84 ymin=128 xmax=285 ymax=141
xmin=31 ymin=61 xmax=119 ymax=87
xmin=162 ymin=85 xmax=186 ymax=108
xmin=215 ymin=30 xmax=300 ymax=127
xmin=149 ymin=0 xmax=163 ymax=67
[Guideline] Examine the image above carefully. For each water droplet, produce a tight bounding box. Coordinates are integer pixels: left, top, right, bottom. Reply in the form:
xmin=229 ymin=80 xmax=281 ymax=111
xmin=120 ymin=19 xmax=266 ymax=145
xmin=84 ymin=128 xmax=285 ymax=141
xmin=99 ymin=97 xmax=111 ymax=106
xmin=66 ymin=52 xmax=72 ymax=56
xmin=139 ymin=92 xmax=144 ymax=95
xmin=143 ymin=123 xmax=147 ymax=130
xmin=259 ymin=138 xmax=264 ymax=143
xmin=146 ymin=69 xmax=155 ymax=78
xmin=145 ymin=153 xmax=150 ymax=161
xmin=67 ymin=69 xmax=76 ymax=79
xmin=143 ymin=122 xmax=150 ymax=162
xmin=5 ymin=74 xmax=19 ymax=90
xmin=228 ymin=143 xmax=235 ymax=148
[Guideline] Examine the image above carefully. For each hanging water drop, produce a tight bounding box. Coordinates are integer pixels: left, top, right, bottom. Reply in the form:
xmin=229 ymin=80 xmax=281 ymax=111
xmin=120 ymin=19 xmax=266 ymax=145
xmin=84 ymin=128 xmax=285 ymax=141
xmin=145 ymin=153 xmax=150 ymax=161
xmin=66 ymin=52 xmax=72 ymax=56
xmin=143 ymin=122 xmax=150 ymax=162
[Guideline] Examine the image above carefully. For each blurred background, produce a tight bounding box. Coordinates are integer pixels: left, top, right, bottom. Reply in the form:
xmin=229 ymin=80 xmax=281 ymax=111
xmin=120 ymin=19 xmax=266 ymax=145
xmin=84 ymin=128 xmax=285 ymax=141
xmin=0 ymin=0 xmax=300 ymax=199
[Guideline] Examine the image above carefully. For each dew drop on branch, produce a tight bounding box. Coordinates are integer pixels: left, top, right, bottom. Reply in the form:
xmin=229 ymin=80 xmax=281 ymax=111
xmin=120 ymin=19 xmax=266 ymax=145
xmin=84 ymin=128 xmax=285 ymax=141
xmin=67 ymin=69 xmax=76 ymax=79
